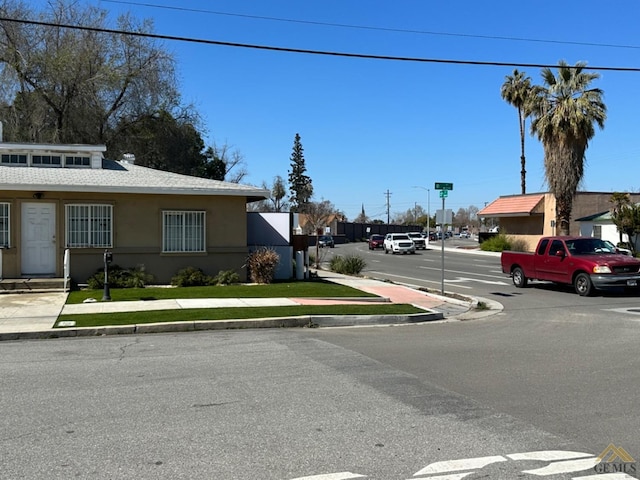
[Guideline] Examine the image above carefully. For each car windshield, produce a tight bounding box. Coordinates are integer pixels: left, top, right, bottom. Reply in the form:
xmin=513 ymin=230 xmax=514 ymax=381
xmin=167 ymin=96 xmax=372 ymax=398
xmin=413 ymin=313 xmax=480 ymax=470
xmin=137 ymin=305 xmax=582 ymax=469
xmin=393 ymin=235 xmax=410 ymax=240
xmin=566 ymin=238 xmax=616 ymax=255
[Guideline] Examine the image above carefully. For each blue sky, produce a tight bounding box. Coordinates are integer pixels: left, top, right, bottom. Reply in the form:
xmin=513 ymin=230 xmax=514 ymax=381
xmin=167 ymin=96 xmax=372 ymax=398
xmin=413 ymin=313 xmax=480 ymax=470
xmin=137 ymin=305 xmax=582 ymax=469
xmin=33 ymin=1 xmax=640 ymax=221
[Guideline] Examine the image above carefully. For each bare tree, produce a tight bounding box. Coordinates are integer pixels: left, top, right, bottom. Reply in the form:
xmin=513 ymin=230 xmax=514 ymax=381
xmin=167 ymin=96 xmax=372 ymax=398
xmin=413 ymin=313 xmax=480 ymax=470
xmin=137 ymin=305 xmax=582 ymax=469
xmin=0 ymin=0 xmax=183 ymax=146
xmin=303 ymin=200 xmax=336 ymax=235
xmin=246 ymin=176 xmax=289 ymax=213
xmin=270 ymin=175 xmax=288 ymax=212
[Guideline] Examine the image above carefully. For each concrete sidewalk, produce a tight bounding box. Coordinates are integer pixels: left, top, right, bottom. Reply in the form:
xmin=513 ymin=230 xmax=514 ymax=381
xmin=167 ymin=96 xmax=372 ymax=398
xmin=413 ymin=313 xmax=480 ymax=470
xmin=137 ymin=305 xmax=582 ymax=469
xmin=0 ymin=267 xmax=502 ymax=341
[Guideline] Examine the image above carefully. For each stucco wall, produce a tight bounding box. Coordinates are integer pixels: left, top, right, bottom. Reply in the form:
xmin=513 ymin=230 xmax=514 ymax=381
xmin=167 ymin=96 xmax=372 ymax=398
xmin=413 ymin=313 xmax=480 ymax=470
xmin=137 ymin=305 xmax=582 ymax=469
xmin=500 ymin=216 xmax=545 ymax=235
xmin=0 ymin=190 xmax=250 ymax=284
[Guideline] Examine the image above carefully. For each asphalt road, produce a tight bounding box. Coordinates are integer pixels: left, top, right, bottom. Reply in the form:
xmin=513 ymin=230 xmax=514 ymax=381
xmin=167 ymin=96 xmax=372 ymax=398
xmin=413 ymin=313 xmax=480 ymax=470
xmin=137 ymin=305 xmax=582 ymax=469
xmin=313 ymin=240 xmax=640 ymax=468
xmin=328 ymin=239 xmax=640 ymax=316
xmin=2 ymin=241 xmax=639 ymax=479
xmin=0 ymin=331 xmax=627 ymax=480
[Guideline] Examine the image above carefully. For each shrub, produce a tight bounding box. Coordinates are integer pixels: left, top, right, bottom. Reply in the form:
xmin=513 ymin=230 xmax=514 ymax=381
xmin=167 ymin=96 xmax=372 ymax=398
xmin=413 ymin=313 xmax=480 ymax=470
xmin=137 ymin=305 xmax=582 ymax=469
xmin=480 ymin=233 xmax=513 ymax=252
xmin=125 ymin=265 xmax=154 ymax=288
xmin=509 ymin=237 xmax=529 ymax=252
xmin=246 ymin=247 xmax=280 ymax=284
xmin=87 ymin=264 xmax=154 ymax=289
xmin=171 ymin=267 xmax=215 ymax=287
xmin=329 ymin=254 xmax=367 ymax=275
xmin=213 ymin=269 xmax=240 ymax=285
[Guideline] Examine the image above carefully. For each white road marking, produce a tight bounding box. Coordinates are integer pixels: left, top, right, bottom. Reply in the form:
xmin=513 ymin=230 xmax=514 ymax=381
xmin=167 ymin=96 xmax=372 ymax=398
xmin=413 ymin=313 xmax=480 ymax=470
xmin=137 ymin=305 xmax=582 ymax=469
xmin=288 ymin=450 xmax=628 ymax=479
xmin=409 ymin=474 xmax=472 ymax=480
xmin=368 ymin=272 xmax=473 ymax=289
xmin=507 ymin=450 xmax=594 ymax=462
xmin=413 ymin=456 xmax=507 ymax=475
xmin=290 ymin=473 xmax=366 ymax=480
xmin=444 ymin=277 xmax=508 ymax=286
xmin=521 ymin=457 xmax=600 ymax=475
xmin=573 ymin=474 xmax=637 ymax=479
xmin=418 ymin=266 xmax=507 ymax=282
xmin=603 ymin=308 xmax=640 ymax=317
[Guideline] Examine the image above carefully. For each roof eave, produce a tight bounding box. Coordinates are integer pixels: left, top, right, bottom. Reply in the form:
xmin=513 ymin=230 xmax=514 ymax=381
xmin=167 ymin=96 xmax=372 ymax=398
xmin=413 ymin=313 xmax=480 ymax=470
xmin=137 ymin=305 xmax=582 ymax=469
xmin=4 ymin=184 xmax=270 ymax=198
xmin=0 ymin=142 xmax=106 ymax=153
xmin=480 ymin=212 xmax=544 ymax=218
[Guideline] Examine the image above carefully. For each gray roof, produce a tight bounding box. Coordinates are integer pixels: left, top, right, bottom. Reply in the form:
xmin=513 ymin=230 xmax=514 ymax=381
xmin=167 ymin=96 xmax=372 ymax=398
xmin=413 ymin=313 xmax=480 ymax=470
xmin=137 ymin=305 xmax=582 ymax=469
xmin=575 ymin=211 xmax=611 ymax=222
xmin=0 ymin=159 xmax=269 ymax=200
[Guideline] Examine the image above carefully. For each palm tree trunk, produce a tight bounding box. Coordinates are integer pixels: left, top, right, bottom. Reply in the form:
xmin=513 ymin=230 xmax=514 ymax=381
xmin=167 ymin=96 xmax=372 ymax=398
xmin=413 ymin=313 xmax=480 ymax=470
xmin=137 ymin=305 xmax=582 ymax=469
xmin=518 ymin=108 xmax=526 ymax=194
xmin=556 ymin=196 xmax=572 ymax=236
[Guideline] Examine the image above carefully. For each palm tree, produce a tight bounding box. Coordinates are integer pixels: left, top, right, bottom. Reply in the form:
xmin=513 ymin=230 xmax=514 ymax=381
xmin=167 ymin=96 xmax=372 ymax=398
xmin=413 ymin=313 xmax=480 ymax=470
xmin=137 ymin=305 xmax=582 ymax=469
xmin=610 ymin=192 xmax=631 ymax=244
xmin=530 ymin=61 xmax=606 ymax=235
xmin=501 ymin=69 xmax=533 ymax=194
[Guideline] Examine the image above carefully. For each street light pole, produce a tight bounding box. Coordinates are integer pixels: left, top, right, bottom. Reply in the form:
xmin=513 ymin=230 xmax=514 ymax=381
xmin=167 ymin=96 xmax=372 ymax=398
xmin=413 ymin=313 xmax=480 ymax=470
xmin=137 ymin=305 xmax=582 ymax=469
xmin=427 ymin=189 xmax=430 ymax=246
xmin=412 ymin=185 xmax=431 ymax=242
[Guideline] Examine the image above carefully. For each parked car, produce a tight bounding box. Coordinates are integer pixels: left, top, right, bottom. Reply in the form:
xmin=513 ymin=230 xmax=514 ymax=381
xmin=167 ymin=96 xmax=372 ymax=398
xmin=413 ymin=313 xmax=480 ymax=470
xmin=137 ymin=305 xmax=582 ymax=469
xmin=368 ymin=234 xmax=385 ymax=250
xmin=459 ymin=231 xmax=471 ymax=239
xmin=318 ymin=235 xmax=335 ymax=248
xmin=383 ymin=233 xmax=416 ymax=255
xmin=603 ymin=240 xmax=632 ymax=256
xmin=407 ymin=232 xmax=426 ymax=249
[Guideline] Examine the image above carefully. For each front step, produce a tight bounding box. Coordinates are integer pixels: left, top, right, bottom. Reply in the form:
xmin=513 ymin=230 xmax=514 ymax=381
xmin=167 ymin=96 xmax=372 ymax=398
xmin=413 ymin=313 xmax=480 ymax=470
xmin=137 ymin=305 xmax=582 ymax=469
xmin=0 ymin=278 xmax=69 ymax=293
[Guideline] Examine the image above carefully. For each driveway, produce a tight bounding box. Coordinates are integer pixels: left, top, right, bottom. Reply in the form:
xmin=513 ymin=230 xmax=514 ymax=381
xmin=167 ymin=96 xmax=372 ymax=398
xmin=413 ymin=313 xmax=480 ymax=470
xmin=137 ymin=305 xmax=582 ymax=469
xmin=0 ymin=292 xmax=68 ymax=332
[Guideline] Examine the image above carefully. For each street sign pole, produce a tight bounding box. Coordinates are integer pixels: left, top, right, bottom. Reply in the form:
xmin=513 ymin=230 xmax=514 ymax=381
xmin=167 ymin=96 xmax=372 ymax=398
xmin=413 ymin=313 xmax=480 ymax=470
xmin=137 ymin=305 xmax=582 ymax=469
xmin=441 ymin=193 xmax=445 ymax=295
xmin=435 ymin=182 xmax=453 ymax=295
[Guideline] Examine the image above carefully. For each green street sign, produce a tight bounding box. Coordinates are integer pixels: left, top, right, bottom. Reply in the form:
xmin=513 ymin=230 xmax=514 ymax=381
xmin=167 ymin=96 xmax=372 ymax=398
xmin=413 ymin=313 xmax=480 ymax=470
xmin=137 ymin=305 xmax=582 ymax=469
xmin=435 ymin=182 xmax=453 ymax=190
xmin=439 ymin=190 xmax=448 ymax=198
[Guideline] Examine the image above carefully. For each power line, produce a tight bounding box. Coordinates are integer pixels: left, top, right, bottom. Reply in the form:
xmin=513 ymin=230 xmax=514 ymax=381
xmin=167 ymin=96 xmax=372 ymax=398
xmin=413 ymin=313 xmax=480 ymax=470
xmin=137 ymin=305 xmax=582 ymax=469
xmin=2 ymin=17 xmax=640 ymax=72
xmin=101 ymin=0 xmax=640 ymax=51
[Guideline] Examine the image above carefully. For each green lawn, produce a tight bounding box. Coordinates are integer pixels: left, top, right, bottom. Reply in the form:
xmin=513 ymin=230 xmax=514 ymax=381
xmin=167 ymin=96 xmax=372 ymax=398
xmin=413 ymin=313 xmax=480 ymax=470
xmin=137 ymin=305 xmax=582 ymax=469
xmin=66 ymin=280 xmax=377 ymax=304
xmin=58 ymin=279 xmax=425 ymax=328
xmin=55 ymin=303 xmax=425 ymax=328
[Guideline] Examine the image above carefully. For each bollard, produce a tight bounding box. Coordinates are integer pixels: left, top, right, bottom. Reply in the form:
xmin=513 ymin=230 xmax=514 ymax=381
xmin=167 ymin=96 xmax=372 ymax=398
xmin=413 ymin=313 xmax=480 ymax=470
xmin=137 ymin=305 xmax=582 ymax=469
xmin=102 ymin=249 xmax=113 ymax=301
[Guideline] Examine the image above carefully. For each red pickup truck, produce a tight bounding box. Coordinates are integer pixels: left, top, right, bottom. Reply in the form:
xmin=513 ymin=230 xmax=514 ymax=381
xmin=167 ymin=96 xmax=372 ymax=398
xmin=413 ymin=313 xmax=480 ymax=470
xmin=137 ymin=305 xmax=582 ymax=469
xmin=501 ymin=236 xmax=640 ymax=296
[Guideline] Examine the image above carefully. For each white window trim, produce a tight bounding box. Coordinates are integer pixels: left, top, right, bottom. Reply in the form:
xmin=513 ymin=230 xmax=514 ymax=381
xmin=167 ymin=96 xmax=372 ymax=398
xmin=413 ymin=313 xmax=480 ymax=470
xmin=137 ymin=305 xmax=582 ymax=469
xmin=0 ymin=152 xmax=95 ymax=168
xmin=162 ymin=210 xmax=206 ymax=253
xmin=0 ymin=202 xmax=9 ymax=248
xmin=0 ymin=154 xmax=27 ymax=166
xmin=65 ymin=204 xmax=113 ymax=248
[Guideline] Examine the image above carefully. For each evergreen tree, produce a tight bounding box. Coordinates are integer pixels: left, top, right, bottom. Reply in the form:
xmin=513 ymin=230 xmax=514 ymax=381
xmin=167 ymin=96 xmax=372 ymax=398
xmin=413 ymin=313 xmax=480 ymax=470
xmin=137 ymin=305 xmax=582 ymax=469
xmin=354 ymin=204 xmax=369 ymax=223
xmin=287 ymin=133 xmax=313 ymax=212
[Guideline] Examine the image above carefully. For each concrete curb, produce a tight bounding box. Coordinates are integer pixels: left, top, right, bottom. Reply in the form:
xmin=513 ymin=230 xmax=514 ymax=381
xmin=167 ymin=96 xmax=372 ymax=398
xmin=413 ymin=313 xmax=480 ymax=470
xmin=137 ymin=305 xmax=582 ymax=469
xmin=0 ymin=311 xmax=445 ymax=341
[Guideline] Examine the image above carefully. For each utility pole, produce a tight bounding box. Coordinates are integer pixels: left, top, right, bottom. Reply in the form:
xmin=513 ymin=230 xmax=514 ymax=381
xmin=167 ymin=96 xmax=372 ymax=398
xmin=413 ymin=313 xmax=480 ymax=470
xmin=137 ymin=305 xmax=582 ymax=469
xmin=385 ymin=190 xmax=392 ymax=224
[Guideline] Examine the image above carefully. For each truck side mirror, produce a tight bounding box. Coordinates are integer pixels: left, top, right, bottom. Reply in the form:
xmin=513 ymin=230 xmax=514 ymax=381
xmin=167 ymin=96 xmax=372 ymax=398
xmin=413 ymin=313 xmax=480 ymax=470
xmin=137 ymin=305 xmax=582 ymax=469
xmin=555 ymin=250 xmax=565 ymax=258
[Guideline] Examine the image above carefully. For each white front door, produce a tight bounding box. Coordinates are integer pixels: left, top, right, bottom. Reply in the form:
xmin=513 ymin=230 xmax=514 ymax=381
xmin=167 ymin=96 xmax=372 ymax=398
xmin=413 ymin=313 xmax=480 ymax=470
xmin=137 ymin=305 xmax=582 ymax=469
xmin=21 ymin=202 xmax=56 ymax=276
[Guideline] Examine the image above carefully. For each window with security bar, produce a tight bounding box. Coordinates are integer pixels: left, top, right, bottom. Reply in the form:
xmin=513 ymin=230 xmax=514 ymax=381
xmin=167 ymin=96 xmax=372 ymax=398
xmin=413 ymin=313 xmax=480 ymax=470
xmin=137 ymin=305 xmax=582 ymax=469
xmin=0 ymin=203 xmax=9 ymax=247
xmin=66 ymin=204 xmax=112 ymax=247
xmin=162 ymin=211 xmax=205 ymax=252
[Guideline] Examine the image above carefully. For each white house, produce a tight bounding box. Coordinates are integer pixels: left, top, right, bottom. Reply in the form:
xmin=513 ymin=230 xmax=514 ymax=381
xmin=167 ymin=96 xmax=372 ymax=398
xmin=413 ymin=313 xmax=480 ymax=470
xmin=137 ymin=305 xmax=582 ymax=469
xmin=575 ymin=210 xmax=639 ymax=250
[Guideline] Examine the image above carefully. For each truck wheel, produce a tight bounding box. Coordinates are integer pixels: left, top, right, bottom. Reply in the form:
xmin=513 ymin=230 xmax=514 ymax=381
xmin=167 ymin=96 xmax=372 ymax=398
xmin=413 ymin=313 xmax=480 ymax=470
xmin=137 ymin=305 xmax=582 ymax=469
xmin=574 ymin=272 xmax=593 ymax=296
xmin=512 ymin=267 xmax=528 ymax=288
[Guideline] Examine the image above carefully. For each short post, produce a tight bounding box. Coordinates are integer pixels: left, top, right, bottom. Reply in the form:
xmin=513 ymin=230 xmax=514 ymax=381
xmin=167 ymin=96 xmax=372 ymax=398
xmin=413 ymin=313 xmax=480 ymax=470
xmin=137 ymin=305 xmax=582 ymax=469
xmin=63 ymin=249 xmax=70 ymax=291
xmin=102 ymin=249 xmax=113 ymax=301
